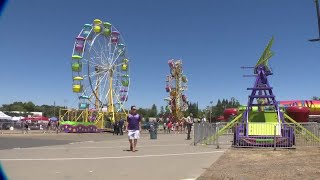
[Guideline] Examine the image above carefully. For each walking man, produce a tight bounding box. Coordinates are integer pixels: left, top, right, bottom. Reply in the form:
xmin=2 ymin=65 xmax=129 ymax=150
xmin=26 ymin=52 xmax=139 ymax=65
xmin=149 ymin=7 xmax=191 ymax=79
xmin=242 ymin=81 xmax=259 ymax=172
xmin=56 ymin=121 xmax=60 ymax=134
xmin=119 ymin=118 xmax=124 ymax=135
xmin=47 ymin=120 xmax=51 ymax=133
xmin=186 ymin=113 xmax=194 ymax=140
xmin=24 ymin=121 xmax=29 ymax=134
xmin=126 ymin=106 xmax=141 ymax=152
xmin=113 ymin=120 xmax=119 ymax=135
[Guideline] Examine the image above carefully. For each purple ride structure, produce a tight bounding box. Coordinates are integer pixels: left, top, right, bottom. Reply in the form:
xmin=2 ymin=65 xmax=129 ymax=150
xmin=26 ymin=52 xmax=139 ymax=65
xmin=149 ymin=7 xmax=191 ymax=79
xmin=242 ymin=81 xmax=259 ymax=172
xmin=234 ymin=37 xmax=294 ymax=147
xmin=204 ymin=37 xmax=319 ymax=147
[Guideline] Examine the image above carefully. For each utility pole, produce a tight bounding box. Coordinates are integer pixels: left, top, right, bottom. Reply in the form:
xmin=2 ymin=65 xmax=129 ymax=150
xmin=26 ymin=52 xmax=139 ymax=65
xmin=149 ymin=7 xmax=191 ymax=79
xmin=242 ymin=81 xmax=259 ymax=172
xmin=209 ymin=101 xmax=213 ymax=123
xmin=53 ymin=101 xmax=56 ymax=117
xmin=309 ymin=0 xmax=320 ymax=41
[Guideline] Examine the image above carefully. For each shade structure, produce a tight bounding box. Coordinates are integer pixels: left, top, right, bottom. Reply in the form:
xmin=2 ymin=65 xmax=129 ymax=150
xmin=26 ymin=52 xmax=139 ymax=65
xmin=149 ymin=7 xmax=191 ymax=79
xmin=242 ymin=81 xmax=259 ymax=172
xmin=49 ymin=117 xmax=58 ymax=121
xmin=0 ymin=111 xmax=12 ymax=120
xmin=22 ymin=116 xmax=49 ymax=121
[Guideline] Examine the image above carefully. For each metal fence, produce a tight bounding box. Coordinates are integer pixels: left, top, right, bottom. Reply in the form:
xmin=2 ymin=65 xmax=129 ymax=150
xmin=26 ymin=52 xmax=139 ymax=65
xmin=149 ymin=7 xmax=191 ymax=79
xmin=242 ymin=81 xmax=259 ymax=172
xmin=194 ymin=122 xmax=320 ymax=149
xmin=0 ymin=121 xmax=60 ymax=134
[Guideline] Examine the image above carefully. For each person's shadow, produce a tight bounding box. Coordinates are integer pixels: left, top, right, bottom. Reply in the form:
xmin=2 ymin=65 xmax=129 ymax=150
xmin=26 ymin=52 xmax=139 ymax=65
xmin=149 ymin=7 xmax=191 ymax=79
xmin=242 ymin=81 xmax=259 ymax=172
xmin=123 ymin=149 xmax=139 ymax=152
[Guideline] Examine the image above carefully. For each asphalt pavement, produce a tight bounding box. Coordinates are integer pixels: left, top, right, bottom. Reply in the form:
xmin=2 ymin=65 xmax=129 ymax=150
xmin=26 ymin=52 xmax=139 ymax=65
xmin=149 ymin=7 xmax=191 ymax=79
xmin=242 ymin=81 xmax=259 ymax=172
xmin=0 ymin=132 xmax=127 ymax=150
xmin=0 ymin=132 xmax=227 ymax=180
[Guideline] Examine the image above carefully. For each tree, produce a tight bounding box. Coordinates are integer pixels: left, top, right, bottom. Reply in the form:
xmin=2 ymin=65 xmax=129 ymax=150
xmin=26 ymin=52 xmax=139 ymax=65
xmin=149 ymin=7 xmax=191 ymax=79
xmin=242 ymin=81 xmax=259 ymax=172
xmin=216 ymin=100 xmax=222 ymax=108
xmin=210 ymin=97 xmax=241 ymax=118
xmin=185 ymin=102 xmax=199 ymax=117
xmin=148 ymin=104 xmax=158 ymax=117
xmin=10 ymin=104 xmax=26 ymax=112
xmin=1 ymin=102 xmax=26 ymax=112
xmin=213 ymin=99 xmax=223 ymax=117
xmin=312 ymin=96 xmax=320 ymax=100
xmin=0 ymin=101 xmax=66 ymax=117
xmin=24 ymin=101 xmax=36 ymax=112
xmin=137 ymin=108 xmax=147 ymax=118
xmin=159 ymin=106 xmax=165 ymax=117
xmin=197 ymin=109 xmax=206 ymax=118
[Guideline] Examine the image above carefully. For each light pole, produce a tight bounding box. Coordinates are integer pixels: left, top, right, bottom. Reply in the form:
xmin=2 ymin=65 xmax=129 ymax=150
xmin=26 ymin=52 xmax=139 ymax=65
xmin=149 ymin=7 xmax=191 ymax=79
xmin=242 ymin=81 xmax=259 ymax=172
xmin=309 ymin=0 xmax=320 ymax=42
xmin=53 ymin=101 xmax=56 ymax=117
xmin=209 ymin=101 xmax=213 ymax=123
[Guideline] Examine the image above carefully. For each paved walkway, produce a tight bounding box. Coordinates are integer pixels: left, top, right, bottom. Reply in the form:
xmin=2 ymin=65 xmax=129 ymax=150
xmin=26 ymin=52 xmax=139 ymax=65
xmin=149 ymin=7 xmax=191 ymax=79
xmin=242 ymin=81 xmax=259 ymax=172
xmin=0 ymin=133 xmax=227 ymax=180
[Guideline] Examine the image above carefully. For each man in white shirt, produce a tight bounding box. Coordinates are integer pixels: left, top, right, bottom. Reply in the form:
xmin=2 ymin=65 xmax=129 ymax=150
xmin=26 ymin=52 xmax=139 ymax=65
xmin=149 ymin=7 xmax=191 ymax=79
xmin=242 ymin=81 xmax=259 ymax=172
xmin=202 ymin=117 xmax=206 ymax=123
xmin=186 ymin=113 xmax=193 ymax=140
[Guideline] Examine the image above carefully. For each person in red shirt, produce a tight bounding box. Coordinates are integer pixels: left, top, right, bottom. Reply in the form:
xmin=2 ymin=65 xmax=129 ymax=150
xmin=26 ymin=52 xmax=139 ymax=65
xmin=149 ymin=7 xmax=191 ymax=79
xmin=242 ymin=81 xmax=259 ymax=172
xmin=167 ymin=121 xmax=172 ymax=134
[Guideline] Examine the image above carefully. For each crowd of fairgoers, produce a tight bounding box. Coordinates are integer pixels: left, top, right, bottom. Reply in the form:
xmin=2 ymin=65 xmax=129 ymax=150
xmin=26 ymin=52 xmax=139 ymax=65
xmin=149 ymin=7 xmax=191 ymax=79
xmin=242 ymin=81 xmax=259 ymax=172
xmin=0 ymin=111 xmax=58 ymax=131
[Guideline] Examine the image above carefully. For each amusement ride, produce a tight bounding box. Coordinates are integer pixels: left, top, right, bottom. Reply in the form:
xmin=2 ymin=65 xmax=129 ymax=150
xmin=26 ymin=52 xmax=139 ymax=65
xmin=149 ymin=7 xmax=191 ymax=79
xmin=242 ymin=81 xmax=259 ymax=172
xmin=204 ymin=37 xmax=320 ymax=147
xmin=60 ymin=19 xmax=129 ymax=132
xmin=164 ymin=59 xmax=189 ymax=122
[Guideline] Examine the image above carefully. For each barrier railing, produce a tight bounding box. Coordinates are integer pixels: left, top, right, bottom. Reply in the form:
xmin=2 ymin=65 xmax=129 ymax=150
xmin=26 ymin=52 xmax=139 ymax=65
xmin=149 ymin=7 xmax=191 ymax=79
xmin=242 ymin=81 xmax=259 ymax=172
xmin=0 ymin=122 xmax=61 ymax=134
xmin=194 ymin=122 xmax=320 ymax=149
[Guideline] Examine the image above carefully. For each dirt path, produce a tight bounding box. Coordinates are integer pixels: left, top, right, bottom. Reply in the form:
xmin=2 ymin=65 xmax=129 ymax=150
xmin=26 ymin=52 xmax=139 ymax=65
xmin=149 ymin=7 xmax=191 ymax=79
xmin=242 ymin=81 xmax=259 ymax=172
xmin=198 ymin=147 xmax=320 ymax=180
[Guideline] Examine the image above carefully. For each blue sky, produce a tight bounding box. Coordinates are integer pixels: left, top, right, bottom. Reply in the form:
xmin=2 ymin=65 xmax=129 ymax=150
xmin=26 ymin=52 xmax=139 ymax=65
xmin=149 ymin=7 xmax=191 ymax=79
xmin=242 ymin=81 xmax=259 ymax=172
xmin=0 ymin=0 xmax=319 ymax=109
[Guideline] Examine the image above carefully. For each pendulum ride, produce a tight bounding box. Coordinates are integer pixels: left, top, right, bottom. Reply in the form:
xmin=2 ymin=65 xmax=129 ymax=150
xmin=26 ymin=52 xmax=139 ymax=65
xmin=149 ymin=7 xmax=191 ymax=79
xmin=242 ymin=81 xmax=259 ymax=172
xmin=205 ymin=37 xmax=320 ymax=147
xmin=164 ymin=59 xmax=189 ymax=122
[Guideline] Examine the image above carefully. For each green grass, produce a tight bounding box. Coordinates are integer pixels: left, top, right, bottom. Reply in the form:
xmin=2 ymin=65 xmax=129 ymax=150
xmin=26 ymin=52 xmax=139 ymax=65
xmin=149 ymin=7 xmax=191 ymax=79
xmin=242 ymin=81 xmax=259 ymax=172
xmin=60 ymin=121 xmax=95 ymax=126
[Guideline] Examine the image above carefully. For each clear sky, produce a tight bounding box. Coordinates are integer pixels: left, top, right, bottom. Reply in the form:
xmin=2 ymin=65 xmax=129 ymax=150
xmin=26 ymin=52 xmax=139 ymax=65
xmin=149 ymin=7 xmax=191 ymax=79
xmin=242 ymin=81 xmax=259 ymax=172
xmin=0 ymin=0 xmax=319 ymax=109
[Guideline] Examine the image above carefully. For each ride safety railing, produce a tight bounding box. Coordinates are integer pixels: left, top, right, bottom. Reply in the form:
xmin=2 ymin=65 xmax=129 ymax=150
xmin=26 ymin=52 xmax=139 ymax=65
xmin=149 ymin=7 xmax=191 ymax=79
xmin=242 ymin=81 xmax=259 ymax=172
xmin=194 ymin=122 xmax=320 ymax=149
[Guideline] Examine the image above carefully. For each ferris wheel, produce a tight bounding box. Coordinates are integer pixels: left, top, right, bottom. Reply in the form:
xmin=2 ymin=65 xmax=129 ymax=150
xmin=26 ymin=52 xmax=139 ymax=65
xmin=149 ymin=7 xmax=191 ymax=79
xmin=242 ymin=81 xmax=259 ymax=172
xmin=71 ymin=19 xmax=129 ymax=120
xmin=164 ymin=59 xmax=188 ymax=121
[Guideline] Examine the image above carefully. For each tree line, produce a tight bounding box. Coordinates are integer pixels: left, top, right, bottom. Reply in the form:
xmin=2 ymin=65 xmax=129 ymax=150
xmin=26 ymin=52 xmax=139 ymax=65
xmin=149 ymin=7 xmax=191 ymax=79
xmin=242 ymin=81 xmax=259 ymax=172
xmin=0 ymin=98 xmax=240 ymax=120
xmin=137 ymin=97 xmax=241 ymax=122
xmin=0 ymin=101 xmax=65 ymax=117
xmin=1 ymin=96 xmax=318 ymax=121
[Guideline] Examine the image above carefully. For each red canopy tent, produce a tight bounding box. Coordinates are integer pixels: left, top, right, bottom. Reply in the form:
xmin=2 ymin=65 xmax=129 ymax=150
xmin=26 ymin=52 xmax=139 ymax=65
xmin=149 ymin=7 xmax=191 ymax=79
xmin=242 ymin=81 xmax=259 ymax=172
xmin=21 ymin=116 xmax=49 ymax=121
xmin=216 ymin=116 xmax=225 ymax=121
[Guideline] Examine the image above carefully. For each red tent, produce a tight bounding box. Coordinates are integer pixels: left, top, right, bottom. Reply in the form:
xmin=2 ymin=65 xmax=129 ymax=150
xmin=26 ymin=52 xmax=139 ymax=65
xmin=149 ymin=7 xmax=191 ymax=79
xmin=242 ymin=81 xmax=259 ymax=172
xmin=21 ymin=116 xmax=49 ymax=121
xmin=216 ymin=116 xmax=225 ymax=121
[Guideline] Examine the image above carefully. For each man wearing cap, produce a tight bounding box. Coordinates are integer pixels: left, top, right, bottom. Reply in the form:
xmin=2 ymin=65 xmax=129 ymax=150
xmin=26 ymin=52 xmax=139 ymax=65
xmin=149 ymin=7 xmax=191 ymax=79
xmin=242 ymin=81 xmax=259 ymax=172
xmin=186 ymin=113 xmax=194 ymax=140
xmin=126 ymin=106 xmax=141 ymax=152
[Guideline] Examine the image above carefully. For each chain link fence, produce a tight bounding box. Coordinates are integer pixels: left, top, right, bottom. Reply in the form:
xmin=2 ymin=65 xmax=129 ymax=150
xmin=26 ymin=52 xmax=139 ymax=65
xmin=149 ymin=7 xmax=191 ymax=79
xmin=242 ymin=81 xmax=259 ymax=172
xmin=194 ymin=122 xmax=320 ymax=149
xmin=0 ymin=121 xmax=60 ymax=134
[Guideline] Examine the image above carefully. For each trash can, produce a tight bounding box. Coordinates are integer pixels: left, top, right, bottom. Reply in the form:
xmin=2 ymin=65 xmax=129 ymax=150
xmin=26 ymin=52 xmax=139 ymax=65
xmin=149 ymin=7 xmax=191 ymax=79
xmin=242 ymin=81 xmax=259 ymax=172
xmin=150 ymin=129 xmax=157 ymax=139
xmin=149 ymin=122 xmax=158 ymax=139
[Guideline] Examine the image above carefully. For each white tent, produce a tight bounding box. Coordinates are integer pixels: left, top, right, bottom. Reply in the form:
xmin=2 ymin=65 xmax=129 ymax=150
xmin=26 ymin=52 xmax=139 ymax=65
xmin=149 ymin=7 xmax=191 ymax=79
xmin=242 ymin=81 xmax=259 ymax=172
xmin=12 ymin=116 xmax=23 ymax=121
xmin=0 ymin=111 xmax=12 ymax=120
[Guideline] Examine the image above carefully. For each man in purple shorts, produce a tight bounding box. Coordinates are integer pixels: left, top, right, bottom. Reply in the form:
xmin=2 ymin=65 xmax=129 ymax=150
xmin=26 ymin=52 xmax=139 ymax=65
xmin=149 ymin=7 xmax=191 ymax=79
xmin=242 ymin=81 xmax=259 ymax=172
xmin=125 ymin=106 xmax=141 ymax=152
